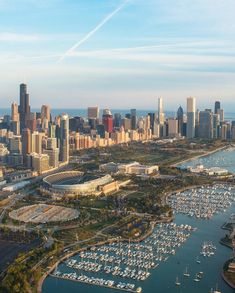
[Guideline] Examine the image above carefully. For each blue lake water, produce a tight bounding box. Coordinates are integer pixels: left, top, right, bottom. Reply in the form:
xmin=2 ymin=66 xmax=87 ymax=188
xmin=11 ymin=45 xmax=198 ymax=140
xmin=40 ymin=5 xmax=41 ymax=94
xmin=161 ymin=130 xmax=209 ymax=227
xmin=1 ymin=108 xmax=235 ymax=121
xmin=179 ymin=148 xmax=235 ymax=174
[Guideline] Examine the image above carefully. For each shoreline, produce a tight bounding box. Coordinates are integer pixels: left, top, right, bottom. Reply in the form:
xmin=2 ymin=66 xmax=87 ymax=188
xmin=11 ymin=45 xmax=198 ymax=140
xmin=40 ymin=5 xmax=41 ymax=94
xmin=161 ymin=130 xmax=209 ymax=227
xmin=221 ymin=270 xmax=235 ymax=290
xmin=171 ymin=145 xmax=229 ymax=168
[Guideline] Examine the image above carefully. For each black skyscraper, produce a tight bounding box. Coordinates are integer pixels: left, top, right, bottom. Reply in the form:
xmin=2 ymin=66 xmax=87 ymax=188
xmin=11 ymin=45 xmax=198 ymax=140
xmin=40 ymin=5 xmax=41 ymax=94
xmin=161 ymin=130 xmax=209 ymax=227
xmin=19 ymin=83 xmax=30 ymax=131
xmin=177 ymin=106 xmax=184 ymax=135
xmin=214 ymin=101 xmax=220 ymax=114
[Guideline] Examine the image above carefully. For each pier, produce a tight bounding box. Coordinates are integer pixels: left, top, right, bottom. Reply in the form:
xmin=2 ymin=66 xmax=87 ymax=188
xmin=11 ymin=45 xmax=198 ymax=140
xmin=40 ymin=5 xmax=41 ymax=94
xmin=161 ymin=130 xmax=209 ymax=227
xmin=50 ymin=272 xmax=142 ymax=293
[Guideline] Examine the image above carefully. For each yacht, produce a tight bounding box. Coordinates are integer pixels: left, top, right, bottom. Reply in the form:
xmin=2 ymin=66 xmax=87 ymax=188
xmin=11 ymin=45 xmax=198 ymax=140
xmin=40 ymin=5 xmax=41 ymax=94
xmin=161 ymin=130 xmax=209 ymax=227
xmin=175 ymin=277 xmax=181 ymax=286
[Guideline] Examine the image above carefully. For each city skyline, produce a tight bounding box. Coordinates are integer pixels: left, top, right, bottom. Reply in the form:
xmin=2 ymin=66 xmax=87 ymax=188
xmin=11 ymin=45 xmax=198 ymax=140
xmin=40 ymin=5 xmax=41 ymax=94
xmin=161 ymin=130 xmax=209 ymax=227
xmin=0 ymin=0 xmax=235 ymax=109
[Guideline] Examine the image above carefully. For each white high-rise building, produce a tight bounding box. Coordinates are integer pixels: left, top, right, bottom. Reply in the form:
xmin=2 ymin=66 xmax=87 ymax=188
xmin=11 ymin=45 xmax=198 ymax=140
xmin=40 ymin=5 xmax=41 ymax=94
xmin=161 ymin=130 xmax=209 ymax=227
xmin=186 ymin=97 xmax=196 ymax=139
xmin=158 ymin=97 xmax=165 ymax=125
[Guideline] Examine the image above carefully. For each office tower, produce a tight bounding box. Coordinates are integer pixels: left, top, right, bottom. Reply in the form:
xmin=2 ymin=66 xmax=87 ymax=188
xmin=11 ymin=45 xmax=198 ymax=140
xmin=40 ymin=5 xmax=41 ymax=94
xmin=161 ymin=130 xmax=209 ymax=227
xmin=213 ymin=114 xmax=220 ymax=139
xmin=198 ymin=110 xmax=213 ymax=139
xmin=221 ymin=124 xmax=227 ymax=140
xmin=10 ymin=121 xmax=20 ymax=135
xmin=26 ymin=112 xmax=37 ymax=132
xmin=31 ymin=153 xmax=49 ymax=173
xmin=148 ymin=113 xmax=155 ymax=132
xmin=145 ymin=115 xmax=151 ymax=132
xmin=9 ymin=136 xmax=22 ymax=154
xmin=177 ymin=106 xmax=184 ymax=135
xmin=186 ymin=97 xmax=196 ymax=139
xmin=88 ymin=118 xmax=98 ymax=130
xmin=31 ymin=131 xmax=44 ymax=154
xmin=41 ymin=104 xmax=50 ymax=121
xmin=43 ymin=148 xmax=59 ymax=168
xmin=59 ymin=114 xmax=69 ymax=162
xmin=49 ymin=124 xmax=56 ymax=138
xmin=22 ymin=128 xmax=31 ymax=159
xmin=69 ymin=117 xmax=84 ymax=132
xmin=97 ymin=124 xmax=105 ymax=138
xmin=153 ymin=122 xmax=160 ymax=138
xmin=130 ymin=109 xmax=137 ymax=130
xmin=231 ymin=121 xmax=235 ymax=140
xmin=158 ymin=97 xmax=165 ymax=125
xmin=11 ymin=102 xmax=19 ymax=122
xmin=121 ymin=118 xmax=131 ymax=131
xmin=217 ymin=109 xmax=224 ymax=122
xmin=168 ymin=118 xmax=178 ymax=137
xmin=3 ymin=115 xmax=11 ymax=128
xmin=214 ymin=101 xmax=221 ymax=114
xmin=114 ymin=113 xmax=122 ymax=128
xmin=47 ymin=137 xmax=57 ymax=150
xmin=41 ymin=105 xmax=50 ymax=130
xmin=102 ymin=113 xmax=113 ymax=134
xmin=19 ymin=83 xmax=30 ymax=130
xmin=88 ymin=107 xmax=99 ymax=119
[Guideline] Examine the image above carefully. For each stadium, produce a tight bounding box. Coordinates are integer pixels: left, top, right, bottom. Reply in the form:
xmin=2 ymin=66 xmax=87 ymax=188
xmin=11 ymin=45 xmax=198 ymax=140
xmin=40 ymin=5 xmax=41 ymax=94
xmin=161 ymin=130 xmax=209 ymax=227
xmin=42 ymin=171 xmax=114 ymax=196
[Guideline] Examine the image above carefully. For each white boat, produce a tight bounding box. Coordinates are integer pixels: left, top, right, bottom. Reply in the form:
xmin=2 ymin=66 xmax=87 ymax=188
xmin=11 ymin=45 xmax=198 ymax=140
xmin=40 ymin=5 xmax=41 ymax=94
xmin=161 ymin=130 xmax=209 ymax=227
xmin=183 ymin=267 xmax=190 ymax=277
xmin=175 ymin=277 xmax=181 ymax=286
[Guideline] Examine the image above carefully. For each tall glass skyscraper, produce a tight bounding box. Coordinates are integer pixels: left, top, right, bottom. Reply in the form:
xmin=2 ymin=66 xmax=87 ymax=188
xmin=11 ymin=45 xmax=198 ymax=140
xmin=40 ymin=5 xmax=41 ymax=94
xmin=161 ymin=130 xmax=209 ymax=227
xmin=186 ymin=97 xmax=196 ymax=139
xmin=19 ymin=83 xmax=30 ymax=130
xmin=158 ymin=97 xmax=164 ymax=125
xmin=214 ymin=101 xmax=221 ymax=114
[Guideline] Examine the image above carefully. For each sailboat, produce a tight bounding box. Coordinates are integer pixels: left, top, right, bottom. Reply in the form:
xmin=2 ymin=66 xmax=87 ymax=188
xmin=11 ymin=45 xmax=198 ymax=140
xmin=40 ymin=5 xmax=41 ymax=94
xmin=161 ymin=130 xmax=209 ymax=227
xmin=194 ymin=273 xmax=200 ymax=282
xmin=196 ymin=256 xmax=201 ymax=264
xmin=175 ymin=276 xmax=181 ymax=286
xmin=183 ymin=266 xmax=190 ymax=277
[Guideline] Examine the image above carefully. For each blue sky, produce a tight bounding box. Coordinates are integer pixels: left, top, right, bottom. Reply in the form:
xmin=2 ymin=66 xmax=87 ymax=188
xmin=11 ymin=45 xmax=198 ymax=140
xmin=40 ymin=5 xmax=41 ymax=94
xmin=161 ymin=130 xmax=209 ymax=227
xmin=0 ymin=0 xmax=235 ymax=111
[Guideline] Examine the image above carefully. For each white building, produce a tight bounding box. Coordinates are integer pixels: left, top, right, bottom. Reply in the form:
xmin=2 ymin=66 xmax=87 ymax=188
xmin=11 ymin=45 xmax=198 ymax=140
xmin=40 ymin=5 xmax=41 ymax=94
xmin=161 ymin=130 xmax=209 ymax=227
xmin=100 ymin=162 xmax=159 ymax=175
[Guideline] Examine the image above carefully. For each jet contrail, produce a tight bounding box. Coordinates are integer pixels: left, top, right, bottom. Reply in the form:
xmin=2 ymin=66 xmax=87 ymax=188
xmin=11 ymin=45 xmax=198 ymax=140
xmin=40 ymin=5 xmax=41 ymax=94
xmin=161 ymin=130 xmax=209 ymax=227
xmin=57 ymin=0 xmax=130 ymax=63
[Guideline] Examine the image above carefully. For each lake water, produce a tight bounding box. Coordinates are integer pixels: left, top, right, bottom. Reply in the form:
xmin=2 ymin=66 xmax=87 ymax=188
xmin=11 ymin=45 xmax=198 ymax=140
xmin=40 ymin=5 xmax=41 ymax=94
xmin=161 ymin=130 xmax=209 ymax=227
xmin=1 ymin=108 xmax=235 ymax=121
xmin=179 ymin=148 xmax=235 ymax=174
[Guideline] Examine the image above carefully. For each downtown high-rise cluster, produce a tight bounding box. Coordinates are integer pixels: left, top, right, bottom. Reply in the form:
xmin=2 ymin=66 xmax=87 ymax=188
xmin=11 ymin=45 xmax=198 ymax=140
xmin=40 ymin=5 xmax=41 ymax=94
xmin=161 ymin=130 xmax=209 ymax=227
xmin=0 ymin=84 xmax=232 ymax=174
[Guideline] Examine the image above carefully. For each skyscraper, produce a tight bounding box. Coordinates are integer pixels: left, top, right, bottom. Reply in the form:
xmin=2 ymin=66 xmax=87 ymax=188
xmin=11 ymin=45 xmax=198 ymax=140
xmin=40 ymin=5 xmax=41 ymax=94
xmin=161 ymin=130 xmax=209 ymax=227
xmin=22 ymin=128 xmax=31 ymax=162
xmin=148 ymin=113 xmax=155 ymax=132
xmin=214 ymin=101 xmax=221 ymax=114
xmin=59 ymin=114 xmax=69 ymax=162
xmin=158 ymin=97 xmax=165 ymax=125
xmin=186 ymin=97 xmax=196 ymax=139
xmin=114 ymin=113 xmax=122 ymax=128
xmin=11 ymin=102 xmax=19 ymax=122
xmin=177 ymin=106 xmax=184 ymax=135
xmin=217 ymin=109 xmax=224 ymax=122
xmin=130 ymin=109 xmax=137 ymax=130
xmin=19 ymin=83 xmax=30 ymax=130
xmin=88 ymin=107 xmax=99 ymax=119
xmin=102 ymin=110 xmax=113 ymax=134
xmin=41 ymin=104 xmax=51 ymax=121
xmin=198 ymin=110 xmax=213 ymax=139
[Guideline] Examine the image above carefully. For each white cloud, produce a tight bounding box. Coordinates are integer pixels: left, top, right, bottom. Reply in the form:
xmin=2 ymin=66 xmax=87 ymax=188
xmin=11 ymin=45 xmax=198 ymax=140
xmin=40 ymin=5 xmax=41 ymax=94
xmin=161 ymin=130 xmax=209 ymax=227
xmin=0 ymin=32 xmax=40 ymax=42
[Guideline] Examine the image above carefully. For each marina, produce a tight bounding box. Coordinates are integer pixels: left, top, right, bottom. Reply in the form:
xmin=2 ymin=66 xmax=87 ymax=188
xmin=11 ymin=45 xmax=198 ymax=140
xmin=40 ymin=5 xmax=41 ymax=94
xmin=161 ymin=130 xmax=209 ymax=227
xmin=50 ymin=271 xmax=142 ymax=293
xmin=43 ymin=197 xmax=235 ymax=293
xmin=167 ymin=184 xmax=235 ymax=219
xmin=49 ymin=222 xmax=194 ymax=291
